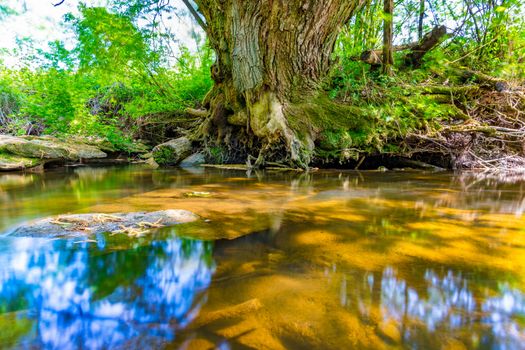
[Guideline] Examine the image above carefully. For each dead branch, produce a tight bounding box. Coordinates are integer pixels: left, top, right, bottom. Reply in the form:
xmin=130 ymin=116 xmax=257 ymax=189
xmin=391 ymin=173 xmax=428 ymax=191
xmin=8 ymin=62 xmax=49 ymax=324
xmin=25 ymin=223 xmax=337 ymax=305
xmin=445 ymin=66 xmax=510 ymax=91
xmin=353 ymin=26 xmax=447 ymax=68
xmin=403 ymin=25 xmax=447 ymax=67
xmin=181 ymin=0 xmax=208 ymax=33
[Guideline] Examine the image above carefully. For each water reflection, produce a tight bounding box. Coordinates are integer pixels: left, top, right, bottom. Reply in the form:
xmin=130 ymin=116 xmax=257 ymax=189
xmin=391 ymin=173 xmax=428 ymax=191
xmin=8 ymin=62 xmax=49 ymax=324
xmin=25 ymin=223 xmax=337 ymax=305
xmin=0 ymin=166 xmax=211 ymax=231
xmin=2 ymin=167 xmax=525 ymax=348
xmin=0 ymin=235 xmax=215 ymax=349
xmin=351 ymin=267 xmax=525 ymax=349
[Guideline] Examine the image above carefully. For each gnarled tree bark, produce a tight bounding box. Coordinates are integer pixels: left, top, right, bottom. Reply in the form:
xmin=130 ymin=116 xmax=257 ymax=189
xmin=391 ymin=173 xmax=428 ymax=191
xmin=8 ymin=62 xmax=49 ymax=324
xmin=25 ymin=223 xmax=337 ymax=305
xmin=188 ymin=0 xmax=363 ymax=167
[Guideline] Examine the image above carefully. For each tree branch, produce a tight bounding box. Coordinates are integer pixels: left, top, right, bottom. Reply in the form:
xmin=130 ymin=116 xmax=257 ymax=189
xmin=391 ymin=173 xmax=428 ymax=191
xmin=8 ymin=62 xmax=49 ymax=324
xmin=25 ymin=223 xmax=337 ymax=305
xmin=53 ymin=0 xmax=66 ymax=6
xmin=180 ymin=0 xmax=207 ymax=33
xmin=403 ymin=25 xmax=447 ymax=67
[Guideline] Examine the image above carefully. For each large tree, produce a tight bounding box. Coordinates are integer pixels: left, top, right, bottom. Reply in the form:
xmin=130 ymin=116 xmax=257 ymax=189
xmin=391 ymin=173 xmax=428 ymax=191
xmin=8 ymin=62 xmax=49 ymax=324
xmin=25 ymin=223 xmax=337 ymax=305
xmin=184 ymin=0 xmax=364 ymax=167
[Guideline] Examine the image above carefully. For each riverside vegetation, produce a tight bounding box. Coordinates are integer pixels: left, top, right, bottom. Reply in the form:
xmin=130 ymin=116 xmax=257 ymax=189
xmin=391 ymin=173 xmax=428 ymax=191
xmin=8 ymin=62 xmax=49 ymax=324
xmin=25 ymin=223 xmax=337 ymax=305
xmin=0 ymin=0 xmax=524 ymax=171
xmin=2 ymin=2 xmax=525 ymax=348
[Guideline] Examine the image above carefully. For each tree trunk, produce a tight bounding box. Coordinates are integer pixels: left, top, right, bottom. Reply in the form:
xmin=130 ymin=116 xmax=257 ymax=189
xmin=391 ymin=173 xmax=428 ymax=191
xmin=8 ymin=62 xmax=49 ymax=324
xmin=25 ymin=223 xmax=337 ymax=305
xmin=192 ymin=0 xmax=362 ymax=168
xmin=417 ymin=0 xmax=425 ymax=40
xmin=382 ymin=0 xmax=394 ymax=75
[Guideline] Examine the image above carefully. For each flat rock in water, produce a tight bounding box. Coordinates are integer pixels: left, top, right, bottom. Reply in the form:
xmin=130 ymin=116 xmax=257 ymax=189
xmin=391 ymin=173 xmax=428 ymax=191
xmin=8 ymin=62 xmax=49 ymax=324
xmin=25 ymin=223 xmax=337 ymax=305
xmin=5 ymin=209 xmax=198 ymax=237
xmin=0 ymin=153 xmax=42 ymax=171
xmin=4 ymin=135 xmax=107 ymax=160
xmin=0 ymin=135 xmax=108 ymax=171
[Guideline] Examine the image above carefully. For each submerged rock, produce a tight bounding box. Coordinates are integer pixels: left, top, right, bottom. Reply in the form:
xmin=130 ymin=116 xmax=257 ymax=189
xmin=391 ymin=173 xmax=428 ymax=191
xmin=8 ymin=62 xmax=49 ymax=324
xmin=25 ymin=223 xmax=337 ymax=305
xmin=152 ymin=137 xmax=192 ymax=166
xmin=180 ymin=153 xmax=206 ymax=167
xmin=6 ymin=209 xmax=198 ymax=237
xmin=188 ymin=298 xmax=263 ymax=330
xmin=377 ymin=320 xmax=401 ymax=344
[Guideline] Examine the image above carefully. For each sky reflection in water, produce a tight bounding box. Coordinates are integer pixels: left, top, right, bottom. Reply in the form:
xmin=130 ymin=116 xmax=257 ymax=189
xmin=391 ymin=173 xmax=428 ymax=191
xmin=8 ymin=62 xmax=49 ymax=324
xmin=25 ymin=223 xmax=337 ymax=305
xmin=0 ymin=235 xmax=214 ymax=349
xmin=369 ymin=268 xmax=525 ymax=349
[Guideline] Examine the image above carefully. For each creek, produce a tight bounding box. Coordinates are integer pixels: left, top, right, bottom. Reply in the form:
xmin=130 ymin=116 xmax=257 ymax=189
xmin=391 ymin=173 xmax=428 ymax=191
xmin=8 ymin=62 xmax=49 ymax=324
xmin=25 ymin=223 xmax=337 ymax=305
xmin=0 ymin=166 xmax=524 ymax=349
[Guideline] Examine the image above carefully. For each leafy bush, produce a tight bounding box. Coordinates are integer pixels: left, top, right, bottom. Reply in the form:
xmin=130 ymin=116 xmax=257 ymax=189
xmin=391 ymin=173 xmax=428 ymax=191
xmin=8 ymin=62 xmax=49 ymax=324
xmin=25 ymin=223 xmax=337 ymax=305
xmin=0 ymin=5 xmax=213 ymax=150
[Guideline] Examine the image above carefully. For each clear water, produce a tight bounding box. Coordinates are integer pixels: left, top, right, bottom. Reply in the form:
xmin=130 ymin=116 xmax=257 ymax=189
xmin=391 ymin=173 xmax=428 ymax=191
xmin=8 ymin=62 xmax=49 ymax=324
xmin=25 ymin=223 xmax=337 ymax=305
xmin=1 ymin=166 xmax=525 ymax=349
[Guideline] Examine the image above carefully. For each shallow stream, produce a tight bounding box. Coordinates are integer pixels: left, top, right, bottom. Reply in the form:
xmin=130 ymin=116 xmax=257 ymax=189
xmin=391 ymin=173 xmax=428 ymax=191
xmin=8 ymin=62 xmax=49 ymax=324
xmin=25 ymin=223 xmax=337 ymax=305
xmin=1 ymin=166 xmax=524 ymax=349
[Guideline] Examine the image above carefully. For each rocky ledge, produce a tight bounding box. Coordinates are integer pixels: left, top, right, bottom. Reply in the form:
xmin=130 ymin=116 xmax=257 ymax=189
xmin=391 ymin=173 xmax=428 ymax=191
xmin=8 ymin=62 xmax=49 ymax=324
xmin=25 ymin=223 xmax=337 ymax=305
xmin=0 ymin=135 xmax=110 ymax=171
xmin=5 ymin=209 xmax=198 ymax=237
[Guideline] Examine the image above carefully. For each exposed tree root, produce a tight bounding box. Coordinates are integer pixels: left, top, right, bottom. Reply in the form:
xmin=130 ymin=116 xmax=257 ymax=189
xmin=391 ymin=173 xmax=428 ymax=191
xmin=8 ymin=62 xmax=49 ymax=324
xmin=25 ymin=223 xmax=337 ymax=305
xmin=191 ymin=87 xmax=324 ymax=169
xmin=185 ymin=108 xmax=208 ymax=118
xmin=187 ymin=54 xmax=523 ymax=172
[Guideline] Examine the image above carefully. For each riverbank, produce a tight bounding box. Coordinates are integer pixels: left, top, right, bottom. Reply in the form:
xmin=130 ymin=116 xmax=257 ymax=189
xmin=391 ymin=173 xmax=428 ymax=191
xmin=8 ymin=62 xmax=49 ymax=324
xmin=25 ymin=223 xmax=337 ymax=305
xmin=1 ymin=70 xmax=524 ymax=175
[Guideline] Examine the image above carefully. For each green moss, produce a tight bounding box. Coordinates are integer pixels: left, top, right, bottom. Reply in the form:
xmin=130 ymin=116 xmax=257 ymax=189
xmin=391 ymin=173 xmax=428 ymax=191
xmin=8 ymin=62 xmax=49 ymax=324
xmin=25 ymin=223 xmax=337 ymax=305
xmin=286 ymin=94 xmax=387 ymax=163
xmin=152 ymin=147 xmax=177 ymax=166
xmin=287 ymin=96 xmax=372 ymax=135
xmin=317 ymin=130 xmax=350 ymax=151
xmin=0 ymin=152 xmax=42 ymax=170
xmin=207 ymin=146 xmax=227 ymax=164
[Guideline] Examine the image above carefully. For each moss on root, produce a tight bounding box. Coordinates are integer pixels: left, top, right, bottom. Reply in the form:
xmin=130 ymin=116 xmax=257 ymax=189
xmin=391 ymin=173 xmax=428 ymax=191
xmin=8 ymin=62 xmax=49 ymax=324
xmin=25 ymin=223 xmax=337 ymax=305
xmin=288 ymin=96 xmax=371 ymax=132
xmin=285 ymin=95 xmax=377 ymax=163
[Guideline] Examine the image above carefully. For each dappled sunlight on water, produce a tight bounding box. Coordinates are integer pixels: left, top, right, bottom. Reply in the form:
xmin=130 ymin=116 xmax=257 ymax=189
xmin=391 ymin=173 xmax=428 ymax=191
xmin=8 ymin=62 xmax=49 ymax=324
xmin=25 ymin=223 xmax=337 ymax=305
xmin=1 ymin=166 xmax=525 ymax=349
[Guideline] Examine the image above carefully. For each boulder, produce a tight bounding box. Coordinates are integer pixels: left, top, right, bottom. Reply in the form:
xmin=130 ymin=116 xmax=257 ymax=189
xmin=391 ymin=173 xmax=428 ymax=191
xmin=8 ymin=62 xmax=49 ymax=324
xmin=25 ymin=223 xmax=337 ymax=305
xmin=5 ymin=209 xmax=198 ymax=237
xmin=63 ymin=141 xmax=108 ymax=159
xmin=180 ymin=153 xmax=206 ymax=167
xmin=0 ymin=135 xmax=67 ymax=159
xmin=68 ymin=136 xmax=149 ymax=155
xmin=152 ymin=137 xmax=192 ymax=166
xmin=123 ymin=141 xmax=150 ymax=154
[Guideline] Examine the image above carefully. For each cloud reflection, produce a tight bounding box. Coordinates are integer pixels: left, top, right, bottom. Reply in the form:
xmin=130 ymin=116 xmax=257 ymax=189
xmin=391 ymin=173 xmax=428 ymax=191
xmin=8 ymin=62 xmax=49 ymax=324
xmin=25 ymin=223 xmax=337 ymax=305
xmin=0 ymin=236 xmax=215 ymax=349
xmin=356 ymin=267 xmax=525 ymax=348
